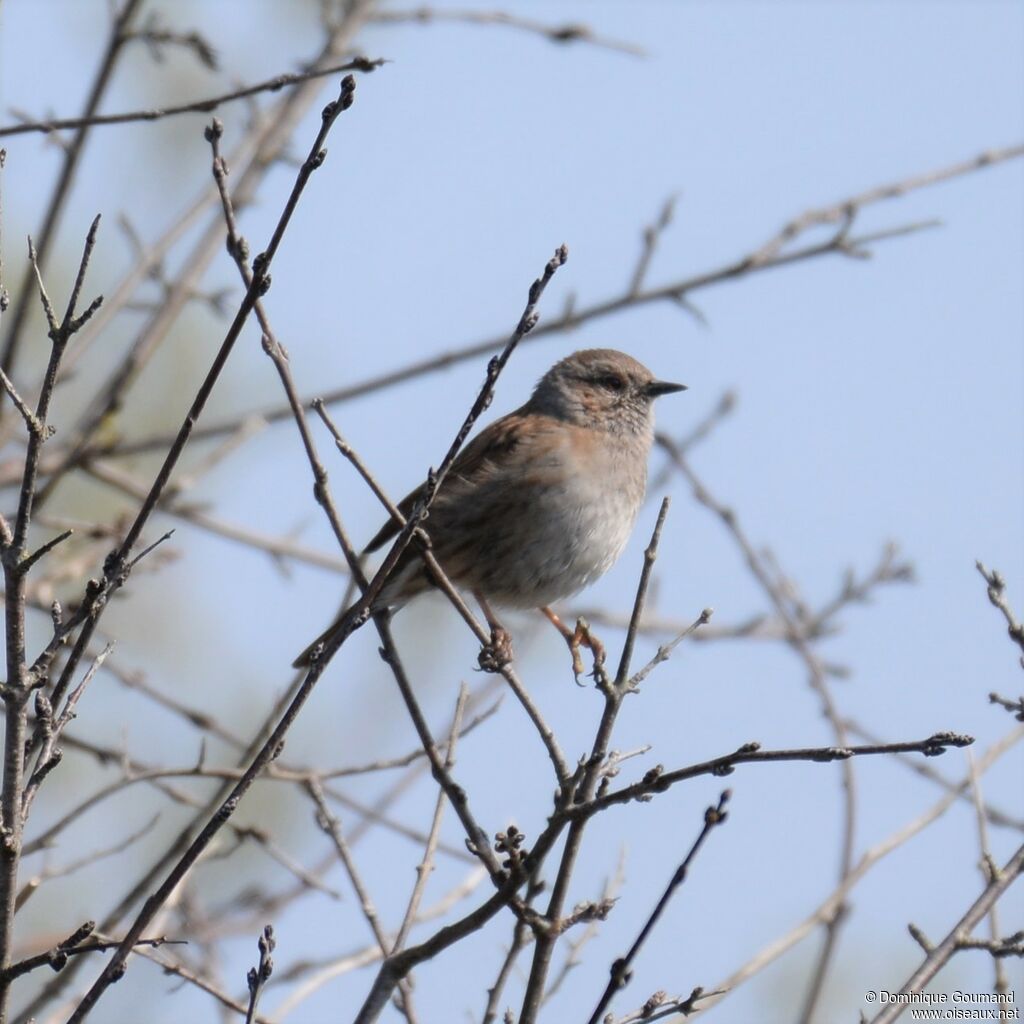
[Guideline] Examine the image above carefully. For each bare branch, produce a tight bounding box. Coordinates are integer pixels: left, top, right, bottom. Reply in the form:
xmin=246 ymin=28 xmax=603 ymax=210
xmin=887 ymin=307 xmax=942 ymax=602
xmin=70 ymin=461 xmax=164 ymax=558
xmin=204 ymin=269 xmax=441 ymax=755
xmin=104 ymin=143 xmax=1024 ymax=460
xmin=614 ymin=497 xmax=671 ymax=688
xmin=519 ymin=503 xmax=678 ymax=1024
xmin=313 ymin=402 xmax=570 ymax=782
xmin=0 ymin=924 xmax=182 ymax=983
xmin=747 ymin=143 xmax=1024 ymax=267
xmin=867 ymin=843 xmax=1024 ymax=1024
xmin=977 ymin=562 xmax=1024 ymax=668
xmin=586 ymin=792 xmax=730 ymax=1024
xmin=569 ymin=734 xmax=974 ymax=822
xmin=0 ymin=0 xmax=143 ymax=398
xmin=0 ymin=57 xmax=385 ymax=138
xmin=60 ymin=74 xmax=363 ymax=1023
xmin=369 ymin=7 xmax=645 ymax=56
xmin=690 ymin=725 xmax=1023 ymax=1019
xmin=243 ymin=924 xmax=275 ymax=1024
xmin=629 ymin=194 xmax=677 ymax=295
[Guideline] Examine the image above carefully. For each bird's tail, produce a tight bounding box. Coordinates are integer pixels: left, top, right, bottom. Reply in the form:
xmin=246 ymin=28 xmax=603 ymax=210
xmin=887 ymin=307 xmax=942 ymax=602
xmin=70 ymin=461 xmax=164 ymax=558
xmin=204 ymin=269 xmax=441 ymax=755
xmin=292 ymin=603 xmax=362 ymax=669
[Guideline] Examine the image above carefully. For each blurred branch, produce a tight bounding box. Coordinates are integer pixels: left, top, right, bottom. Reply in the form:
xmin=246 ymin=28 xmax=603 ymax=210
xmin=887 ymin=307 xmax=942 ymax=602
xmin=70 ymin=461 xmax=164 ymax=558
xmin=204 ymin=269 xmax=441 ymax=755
xmin=690 ymin=723 xmax=1024 ymax=1019
xmin=102 ymin=142 xmax=1024 ymax=460
xmin=125 ymin=11 xmax=219 ymax=70
xmin=307 ymin=780 xmax=418 ymax=1022
xmin=81 ymin=457 xmax=351 ymax=574
xmin=747 ymin=143 xmax=1024 ymax=267
xmin=658 ymin=439 xmax=863 ymax=1022
xmin=629 ymin=194 xmax=677 ymax=295
xmin=369 ymin=7 xmax=645 ymax=56
xmin=967 ymin=755 xmax=1014 ymax=1006
xmin=16 ymin=813 xmax=158 ymax=913
xmin=868 ymin=842 xmax=1024 ymax=1024
xmin=60 ymin=74 xmax=362 ymax=1024
xmin=270 ymin=867 xmax=488 ymax=1019
xmin=0 ymin=0 xmax=143 ymax=400
xmin=392 ymin=685 xmax=468 ymax=953
xmin=648 ymin=389 xmax=738 ymax=491
xmin=575 ymin=540 xmax=913 ymax=647
xmin=843 ymin=718 xmax=1024 ymax=832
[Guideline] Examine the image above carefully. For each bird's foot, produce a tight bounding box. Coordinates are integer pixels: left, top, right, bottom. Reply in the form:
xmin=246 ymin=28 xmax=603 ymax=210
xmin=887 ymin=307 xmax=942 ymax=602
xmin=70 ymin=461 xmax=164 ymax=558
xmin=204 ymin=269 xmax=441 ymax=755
xmin=569 ymin=617 xmax=606 ymax=686
xmin=478 ymin=625 xmax=515 ymax=673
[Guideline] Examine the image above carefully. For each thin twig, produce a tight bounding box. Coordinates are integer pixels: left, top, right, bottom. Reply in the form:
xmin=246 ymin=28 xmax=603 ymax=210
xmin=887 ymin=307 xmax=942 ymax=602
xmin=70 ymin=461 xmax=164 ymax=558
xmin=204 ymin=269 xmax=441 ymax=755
xmin=0 ymin=926 xmax=182 ymax=983
xmin=966 ymin=754 xmax=1012 ymax=1008
xmin=627 ymin=608 xmax=712 ymax=689
xmin=101 ymin=143 xmax=1024 ymax=461
xmin=243 ymin=924 xmax=275 ymax=1024
xmin=307 ymin=780 xmax=417 ymax=1021
xmin=566 ymin=733 xmax=974 ymax=822
xmin=976 ymin=562 xmax=1024 ymax=668
xmin=60 ymin=75 xmax=361 ymax=1024
xmin=586 ymin=792 xmax=730 ymax=1024
xmin=843 ymin=717 xmax=1023 ymax=832
xmin=0 ymin=217 xmax=104 ymax=1020
xmin=615 ymin=498 xmax=671 ymax=688
xmin=369 ymin=7 xmax=645 ymax=56
xmin=0 ymin=0 xmax=142 ymax=400
xmin=629 ymin=194 xmax=677 ymax=295
xmin=392 ymin=684 xmax=468 ymax=952
xmin=519 ymin=502 xmax=674 ymax=1024
xmin=689 ymin=725 xmax=1024 ymax=1019
xmin=0 ymin=58 xmax=384 ymax=138
xmin=313 ymin=404 xmax=570 ymax=782
xmin=867 ymin=843 xmax=1024 ymax=1024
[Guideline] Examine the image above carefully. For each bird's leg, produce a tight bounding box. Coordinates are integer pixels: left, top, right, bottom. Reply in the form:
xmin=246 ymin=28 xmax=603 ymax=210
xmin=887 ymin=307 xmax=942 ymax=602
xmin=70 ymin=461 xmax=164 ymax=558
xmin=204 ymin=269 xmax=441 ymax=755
xmin=475 ymin=592 xmax=514 ymax=672
xmin=540 ymin=607 xmax=606 ymax=682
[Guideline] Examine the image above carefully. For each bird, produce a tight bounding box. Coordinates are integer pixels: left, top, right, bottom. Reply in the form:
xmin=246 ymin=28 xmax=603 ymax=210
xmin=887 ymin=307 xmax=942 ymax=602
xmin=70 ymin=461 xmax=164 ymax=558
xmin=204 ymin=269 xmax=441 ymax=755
xmin=293 ymin=348 xmax=686 ymax=673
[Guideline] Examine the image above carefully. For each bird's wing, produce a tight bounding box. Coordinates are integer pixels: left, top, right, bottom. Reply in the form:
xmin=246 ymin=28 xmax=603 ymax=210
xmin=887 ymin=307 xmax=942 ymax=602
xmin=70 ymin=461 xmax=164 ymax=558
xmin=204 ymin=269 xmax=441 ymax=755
xmin=364 ymin=408 xmax=532 ymax=553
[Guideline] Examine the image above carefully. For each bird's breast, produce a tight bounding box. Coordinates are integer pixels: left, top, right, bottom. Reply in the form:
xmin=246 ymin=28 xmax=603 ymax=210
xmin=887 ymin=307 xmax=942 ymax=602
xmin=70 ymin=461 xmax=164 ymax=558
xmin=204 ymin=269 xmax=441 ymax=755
xmin=475 ymin=433 xmax=647 ymax=607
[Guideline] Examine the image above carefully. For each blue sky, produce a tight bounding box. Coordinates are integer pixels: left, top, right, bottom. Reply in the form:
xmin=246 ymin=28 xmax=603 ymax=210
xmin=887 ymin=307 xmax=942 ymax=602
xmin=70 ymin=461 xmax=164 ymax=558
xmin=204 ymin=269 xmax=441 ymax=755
xmin=1 ymin=2 xmax=1022 ymax=1022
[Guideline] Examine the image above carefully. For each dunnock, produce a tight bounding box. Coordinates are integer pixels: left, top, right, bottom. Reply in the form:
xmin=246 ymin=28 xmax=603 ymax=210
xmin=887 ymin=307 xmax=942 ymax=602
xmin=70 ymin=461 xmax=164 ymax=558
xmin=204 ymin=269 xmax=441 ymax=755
xmin=294 ymin=349 xmax=685 ymax=671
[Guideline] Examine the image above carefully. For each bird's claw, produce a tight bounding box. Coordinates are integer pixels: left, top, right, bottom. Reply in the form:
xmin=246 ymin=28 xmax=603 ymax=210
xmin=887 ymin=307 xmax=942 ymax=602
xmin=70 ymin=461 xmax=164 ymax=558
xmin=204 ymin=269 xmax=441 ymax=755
xmin=478 ymin=626 xmax=514 ymax=673
xmin=569 ymin=617 xmax=606 ymax=685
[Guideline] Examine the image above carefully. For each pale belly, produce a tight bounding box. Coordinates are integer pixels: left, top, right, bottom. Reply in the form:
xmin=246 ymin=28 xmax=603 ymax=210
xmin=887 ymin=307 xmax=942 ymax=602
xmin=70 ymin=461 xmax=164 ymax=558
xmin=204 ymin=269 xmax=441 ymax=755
xmin=460 ymin=463 xmax=644 ymax=608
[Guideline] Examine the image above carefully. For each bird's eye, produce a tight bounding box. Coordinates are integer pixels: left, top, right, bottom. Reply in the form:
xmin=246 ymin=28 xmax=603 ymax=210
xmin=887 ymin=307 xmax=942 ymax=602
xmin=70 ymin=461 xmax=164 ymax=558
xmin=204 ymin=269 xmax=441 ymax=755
xmin=599 ymin=374 xmax=624 ymax=392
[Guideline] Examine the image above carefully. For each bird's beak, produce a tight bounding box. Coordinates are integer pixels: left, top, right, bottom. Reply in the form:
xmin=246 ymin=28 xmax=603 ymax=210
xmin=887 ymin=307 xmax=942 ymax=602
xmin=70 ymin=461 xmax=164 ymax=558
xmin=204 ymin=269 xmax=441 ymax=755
xmin=646 ymin=380 xmax=687 ymax=398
